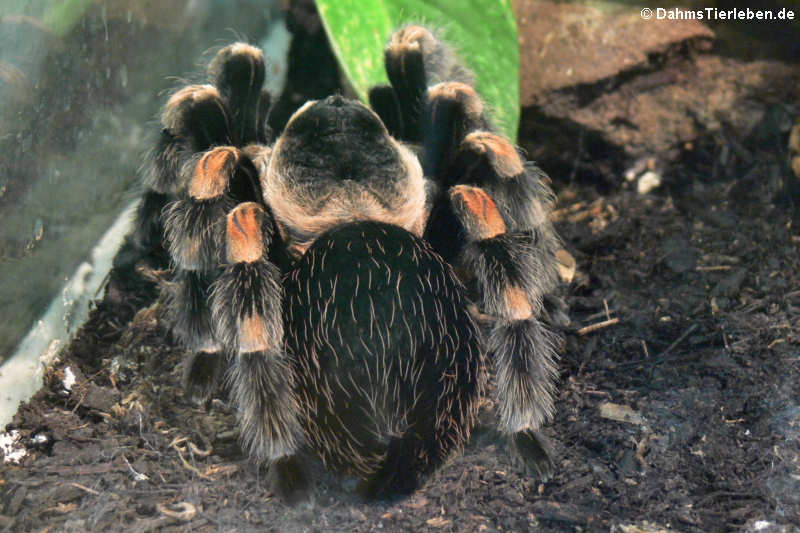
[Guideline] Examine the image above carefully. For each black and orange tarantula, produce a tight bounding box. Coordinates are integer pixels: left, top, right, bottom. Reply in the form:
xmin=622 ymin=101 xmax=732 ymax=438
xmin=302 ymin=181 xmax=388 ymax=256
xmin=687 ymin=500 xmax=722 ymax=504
xmin=127 ymin=25 xmax=564 ymax=500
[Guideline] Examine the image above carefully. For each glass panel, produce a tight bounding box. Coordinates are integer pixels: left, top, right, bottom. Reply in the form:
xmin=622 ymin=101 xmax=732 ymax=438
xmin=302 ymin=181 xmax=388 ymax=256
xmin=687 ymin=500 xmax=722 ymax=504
xmin=0 ymin=0 xmax=286 ymax=365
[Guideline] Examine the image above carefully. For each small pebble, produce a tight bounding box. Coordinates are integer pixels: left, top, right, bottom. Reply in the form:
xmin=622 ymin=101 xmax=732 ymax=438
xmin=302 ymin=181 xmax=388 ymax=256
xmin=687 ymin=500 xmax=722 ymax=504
xmin=637 ymin=171 xmax=661 ymax=194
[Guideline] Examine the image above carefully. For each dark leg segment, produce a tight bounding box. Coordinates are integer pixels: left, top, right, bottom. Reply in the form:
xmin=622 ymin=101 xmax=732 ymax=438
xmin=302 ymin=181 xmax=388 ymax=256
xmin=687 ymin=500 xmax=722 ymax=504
xmin=423 ymin=82 xmax=491 ymax=179
xmin=207 ymin=43 xmax=270 ymax=145
xmin=447 ymin=183 xmax=561 ymax=479
xmin=210 ymin=203 xmax=306 ymax=497
xmin=382 ymin=25 xmax=475 ymax=143
xmin=368 ymin=84 xmax=404 ymax=139
xmin=166 ymin=269 xmax=225 ymax=405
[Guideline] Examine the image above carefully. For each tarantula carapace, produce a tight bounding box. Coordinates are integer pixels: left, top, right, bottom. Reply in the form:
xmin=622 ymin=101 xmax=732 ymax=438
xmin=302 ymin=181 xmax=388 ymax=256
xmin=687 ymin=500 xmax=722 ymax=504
xmin=126 ymin=25 xmax=564 ymax=500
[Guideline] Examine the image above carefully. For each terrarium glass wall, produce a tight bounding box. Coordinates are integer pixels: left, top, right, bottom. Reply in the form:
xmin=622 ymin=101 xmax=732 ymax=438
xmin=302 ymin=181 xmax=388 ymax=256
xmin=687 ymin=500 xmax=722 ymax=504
xmin=0 ymin=0 xmax=285 ymax=365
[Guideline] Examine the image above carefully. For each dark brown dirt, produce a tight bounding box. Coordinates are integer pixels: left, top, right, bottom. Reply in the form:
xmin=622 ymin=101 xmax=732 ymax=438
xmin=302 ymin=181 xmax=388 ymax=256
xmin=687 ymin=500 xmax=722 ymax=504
xmin=513 ymin=0 xmax=800 ymax=189
xmin=2 ymin=109 xmax=799 ymax=532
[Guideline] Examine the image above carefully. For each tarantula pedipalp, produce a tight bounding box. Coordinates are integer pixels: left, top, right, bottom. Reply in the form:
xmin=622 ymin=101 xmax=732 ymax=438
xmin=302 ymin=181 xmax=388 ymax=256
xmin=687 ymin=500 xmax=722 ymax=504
xmin=127 ymin=25 xmax=564 ymax=500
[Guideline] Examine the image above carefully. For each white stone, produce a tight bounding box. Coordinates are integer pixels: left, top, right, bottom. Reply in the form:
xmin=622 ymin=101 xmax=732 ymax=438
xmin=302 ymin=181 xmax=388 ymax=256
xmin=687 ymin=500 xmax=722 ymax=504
xmin=637 ymin=171 xmax=662 ymax=194
xmin=1 ymin=430 xmax=27 ymax=464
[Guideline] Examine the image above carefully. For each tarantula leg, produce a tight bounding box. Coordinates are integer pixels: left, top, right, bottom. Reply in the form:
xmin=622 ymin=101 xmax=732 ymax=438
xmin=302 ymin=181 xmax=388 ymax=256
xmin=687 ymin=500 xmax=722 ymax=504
xmin=113 ymin=189 xmax=172 ymax=271
xmin=122 ymin=85 xmax=232 ymax=264
xmin=488 ymin=318 xmax=558 ymax=449
xmin=161 ymin=145 xmax=261 ymax=403
xmin=456 ymin=132 xmax=526 ymax=184
xmin=452 ymin=133 xmax=562 ymax=299
xmin=449 ymin=184 xmax=560 ymax=478
xmin=509 ymin=428 xmax=557 ymax=480
xmin=454 ymin=134 xmax=554 ymax=228
xmin=380 ymin=25 xmax=475 ymax=142
xmin=379 ymin=24 xmax=474 ymax=142
xmin=210 ymin=203 xmax=306 ymax=497
xmin=207 ymin=43 xmax=271 ymax=145
xmin=451 ymin=185 xmax=551 ymax=315
xmin=163 ymin=146 xmax=261 ymax=271
xmin=383 ymin=26 xmax=430 ymax=141
xmin=168 ymin=270 xmax=219 ymax=351
xmin=154 ymin=85 xmax=232 ymax=191
xmin=183 ymin=349 xmax=227 ymax=407
xmin=165 ymin=268 xmax=227 ymax=404
xmin=452 ymin=132 xmax=572 ymax=330
xmin=368 ymin=85 xmax=404 ymax=139
xmin=448 ymin=185 xmax=507 ymax=240
xmin=423 ymin=81 xmax=492 ymax=180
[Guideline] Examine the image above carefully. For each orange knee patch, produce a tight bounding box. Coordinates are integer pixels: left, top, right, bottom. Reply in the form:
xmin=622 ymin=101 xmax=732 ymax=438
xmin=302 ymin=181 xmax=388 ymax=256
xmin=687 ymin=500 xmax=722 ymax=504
xmin=226 ymin=202 xmax=265 ymax=263
xmin=463 ymin=132 xmax=524 ymax=178
xmin=505 ymin=286 xmax=533 ymax=320
xmin=450 ymin=185 xmax=506 ymax=239
xmin=189 ymin=147 xmax=239 ymax=200
xmin=238 ymin=314 xmax=275 ymax=353
xmin=428 ymin=82 xmax=483 ymax=117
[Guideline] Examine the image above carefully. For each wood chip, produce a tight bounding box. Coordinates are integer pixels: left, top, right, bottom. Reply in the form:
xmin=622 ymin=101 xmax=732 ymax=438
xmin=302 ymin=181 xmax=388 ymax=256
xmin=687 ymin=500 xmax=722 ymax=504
xmin=202 ymin=464 xmax=238 ymax=477
xmin=556 ymin=249 xmax=576 ymax=283
xmin=599 ymin=402 xmax=644 ymax=425
xmin=426 ymin=517 xmax=452 ymax=528
xmin=551 ymin=201 xmax=586 ymax=221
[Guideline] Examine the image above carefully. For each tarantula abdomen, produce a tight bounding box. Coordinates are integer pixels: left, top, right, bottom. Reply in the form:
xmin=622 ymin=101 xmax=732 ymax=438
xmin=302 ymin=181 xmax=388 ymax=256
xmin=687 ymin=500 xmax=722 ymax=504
xmin=284 ymin=221 xmax=486 ymax=496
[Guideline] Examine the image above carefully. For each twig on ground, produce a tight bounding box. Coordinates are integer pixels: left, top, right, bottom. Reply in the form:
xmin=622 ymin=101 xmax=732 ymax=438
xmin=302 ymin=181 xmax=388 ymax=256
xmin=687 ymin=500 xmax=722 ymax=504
xmin=654 ymin=323 xmax=698 ymax=359
xmin=170 ymin=437 xmax=213 ymax=480
xmin=157 ymin=502 xmax=197 ymax=521
xmin=70 ymin=482 xmax=100 ymax=496
xmin=767 ymin=338 xmax=785 ymax=349
xmin=577 ymin=318 xmax=619 ymax=336
xmin=187 ymin=441 xmax=213 ymax=457
xmin=695 ymin=265 xmax=733 ymax=271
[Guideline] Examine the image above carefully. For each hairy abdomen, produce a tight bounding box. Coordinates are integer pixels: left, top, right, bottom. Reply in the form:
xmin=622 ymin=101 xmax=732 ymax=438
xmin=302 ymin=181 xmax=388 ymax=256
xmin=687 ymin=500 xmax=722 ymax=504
xmin=284 ymin=221 xmax=486 ymax=486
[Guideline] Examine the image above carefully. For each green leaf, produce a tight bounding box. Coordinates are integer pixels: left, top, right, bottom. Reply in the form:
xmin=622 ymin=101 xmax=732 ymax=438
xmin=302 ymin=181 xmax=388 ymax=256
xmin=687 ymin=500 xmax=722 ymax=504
xmin=43 ymin=0 xmax=94 ymax=37
xmin=316 ymin=0 xmax=520 ymax=141
xmin=0 ymin=0 xmax=93 ymax=38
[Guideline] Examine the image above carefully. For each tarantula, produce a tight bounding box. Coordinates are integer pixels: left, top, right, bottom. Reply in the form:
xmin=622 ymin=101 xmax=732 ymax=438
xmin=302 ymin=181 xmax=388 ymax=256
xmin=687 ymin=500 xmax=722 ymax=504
xmin=125 ymin=25 xmax=564 ymax=500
